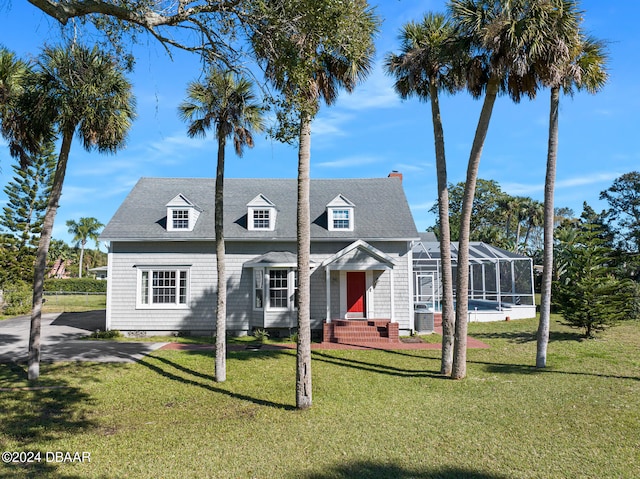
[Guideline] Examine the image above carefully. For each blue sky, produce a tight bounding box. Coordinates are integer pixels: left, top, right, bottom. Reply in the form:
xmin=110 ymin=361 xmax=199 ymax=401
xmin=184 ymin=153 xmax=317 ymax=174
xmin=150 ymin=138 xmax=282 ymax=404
xmin=1 ymin=0 xmax=639 ymax=248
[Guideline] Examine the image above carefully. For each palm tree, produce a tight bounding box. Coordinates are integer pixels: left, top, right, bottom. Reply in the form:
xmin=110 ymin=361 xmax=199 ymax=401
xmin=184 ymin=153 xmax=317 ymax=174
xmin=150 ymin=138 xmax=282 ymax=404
xmin=252 ymin=0 xmax=378 ymax=409
xmin=0 ymin=46 xmax=39 ymax=168
xmin=66 ymin=217 xmax=104 ymax=278
xmin=536 ymin=29 xmax=609 ymax=368
xmin=25 ymin=43 xmax=135 ymax=379
xmin=522 ymin=199 xmax=544 ymax=252
xmin=385 ymin=12 xmax=466 ymax=376
xmin=448 ymin=0 xmax=557 ymax=379
xmin=178 ymin=68 xmax=263 ymax=383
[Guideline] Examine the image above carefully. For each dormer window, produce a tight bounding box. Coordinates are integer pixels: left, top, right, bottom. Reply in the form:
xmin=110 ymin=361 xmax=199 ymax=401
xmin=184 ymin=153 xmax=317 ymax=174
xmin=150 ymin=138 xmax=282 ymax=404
xmin=327 ymin=194 xmax=355 ymax=231
xmin=247 ymin=194 xmax=276 ymax=231
xmin=172 ymin=209 xmax=190 ymax=229
xmin=252 ymin=209 xmax=272 ymax=229
xmin=166 ymin=194 xmax=201 ymax=232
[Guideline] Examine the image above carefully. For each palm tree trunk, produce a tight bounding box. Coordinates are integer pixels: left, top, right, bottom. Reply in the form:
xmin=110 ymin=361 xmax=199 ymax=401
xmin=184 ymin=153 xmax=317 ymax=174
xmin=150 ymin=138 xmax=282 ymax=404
xmin=515 ymin=221 xmax=522 ymax=252
xmin=429 ymin=81 xmax=454 ymax=376
xmin=296 ymin=111 xmax=312 ymax=410
xmin=28 ymin=130 xmax=72 ymax=380
xmin=452 ymin=77 xmax=499 ymax=380
xmin=215 ymin=134 xmax=227 ymax=382
xmin=537 ymin=86 xmax=559 ymax=368
xmin=78 ymin=240 xmax=85 ymax=278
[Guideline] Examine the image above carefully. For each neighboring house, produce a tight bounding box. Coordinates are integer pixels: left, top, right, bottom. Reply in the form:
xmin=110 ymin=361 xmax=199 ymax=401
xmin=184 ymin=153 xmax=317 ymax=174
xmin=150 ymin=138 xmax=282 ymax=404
xmin=48 ymin=258 xmax=72 ymax=279
xmin=100 ymin=174 xmax=420 ymax=336
xmin=88 ymin=266 xmax=108 ymax=280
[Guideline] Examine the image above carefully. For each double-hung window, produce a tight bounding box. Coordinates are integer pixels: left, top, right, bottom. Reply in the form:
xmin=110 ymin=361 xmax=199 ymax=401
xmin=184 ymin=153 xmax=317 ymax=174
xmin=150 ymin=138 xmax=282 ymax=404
xmin=247 ymin=195 xmax=276 ymax=231
xmin=138 ymin=267 xmax=189 ymax=308
xmin=331 ymin=209 xmax=351 ymax=230
xmin=269 ymin=269 xmax=288 ymax=309
xmin=172 ymin=209 xmax=190 ymax=229
xmin=326 ymin=195 xmax=355 ymax=231
xmin=253 ymin=268 xmax=298 ymax=311
xmin=252 ymin=209 xmax=271 ymax=229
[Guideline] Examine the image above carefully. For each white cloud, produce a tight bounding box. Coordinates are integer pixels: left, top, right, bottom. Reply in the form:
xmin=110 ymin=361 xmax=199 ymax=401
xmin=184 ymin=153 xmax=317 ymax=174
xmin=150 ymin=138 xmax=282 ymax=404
xmin=146 ymin=133 xmax=208 ymax=157
xmin=336 ymin=63 xmax=400 ymax=111
xmin=315 ymin=155 xmax=380 ymax=168
xmin=394 ymin=162 xmax=429 ymax=173
xmin=502 ymin=171 xmax=622 ymax=198
xmin=411 ymin=200 xmax=436 ymax=211
xmin=557 ymin=171 xmax=621 ymax=188
xmin=311 ymin=113 xmax=353 ymax=137
xmin=501 ymin=182 xmax=544 ymax=196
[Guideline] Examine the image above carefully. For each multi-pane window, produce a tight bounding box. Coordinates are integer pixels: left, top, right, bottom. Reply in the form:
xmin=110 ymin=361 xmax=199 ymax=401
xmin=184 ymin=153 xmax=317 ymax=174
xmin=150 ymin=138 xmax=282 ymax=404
xmin=332 ymin=209 xmax=351 ymax=229
xmin=252 ymin=209 xmax=271 ymax=229
xmin=172 ymin=209 xmax=189 ymax=229
xmin=254 ymin=270 xmax=264 ymax=309
xmin=269 ymin=269 xmax=288 ymax=308
xmin=139 ymin=269 xmax=188 ymax=307
xmin=253 ymin=269 xmax=298 ymax=310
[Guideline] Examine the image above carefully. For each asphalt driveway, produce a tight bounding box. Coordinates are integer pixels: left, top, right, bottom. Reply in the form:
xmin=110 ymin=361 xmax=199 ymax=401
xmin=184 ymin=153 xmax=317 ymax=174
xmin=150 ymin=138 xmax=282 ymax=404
xmin=0 ymin=310 xmax=166 ymax=364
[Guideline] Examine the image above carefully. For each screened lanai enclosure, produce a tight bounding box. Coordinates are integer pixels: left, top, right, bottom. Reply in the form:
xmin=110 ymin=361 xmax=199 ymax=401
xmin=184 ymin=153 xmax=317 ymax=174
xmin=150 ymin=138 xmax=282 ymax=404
xmin=412 ymin=234 xmax=536 ymax=322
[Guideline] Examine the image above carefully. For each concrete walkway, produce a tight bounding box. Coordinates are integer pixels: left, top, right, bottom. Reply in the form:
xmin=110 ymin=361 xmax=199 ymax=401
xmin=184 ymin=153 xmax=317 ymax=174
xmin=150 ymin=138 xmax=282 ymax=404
xmin=0 ymin=310 xmax=166 ymax=364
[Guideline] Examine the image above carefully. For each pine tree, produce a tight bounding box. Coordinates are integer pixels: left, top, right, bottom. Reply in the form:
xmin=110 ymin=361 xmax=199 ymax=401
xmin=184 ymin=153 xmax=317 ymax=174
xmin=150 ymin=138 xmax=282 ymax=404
xmin=0 ymin=140 xmax=56 ymax=249
xmin=554 ymin=212 xmax=637 ymax=338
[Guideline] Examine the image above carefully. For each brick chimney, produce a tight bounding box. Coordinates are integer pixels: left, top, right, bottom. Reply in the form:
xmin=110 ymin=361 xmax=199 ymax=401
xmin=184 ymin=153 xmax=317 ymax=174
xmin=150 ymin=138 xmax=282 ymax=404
xmin=388 ymin=170 xmax=403 ymax=182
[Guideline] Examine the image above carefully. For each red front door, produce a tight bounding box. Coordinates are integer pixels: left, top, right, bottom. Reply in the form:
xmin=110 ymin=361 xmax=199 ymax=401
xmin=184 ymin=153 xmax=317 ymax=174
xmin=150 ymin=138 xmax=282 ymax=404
xmin=347 ymin=272 xmax=366 ymax=317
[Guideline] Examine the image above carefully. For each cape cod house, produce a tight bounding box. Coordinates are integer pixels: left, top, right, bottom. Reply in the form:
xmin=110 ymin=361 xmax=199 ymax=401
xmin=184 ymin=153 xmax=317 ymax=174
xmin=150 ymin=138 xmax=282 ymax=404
xmin=100 ymin=174 xmax=420 ymax=338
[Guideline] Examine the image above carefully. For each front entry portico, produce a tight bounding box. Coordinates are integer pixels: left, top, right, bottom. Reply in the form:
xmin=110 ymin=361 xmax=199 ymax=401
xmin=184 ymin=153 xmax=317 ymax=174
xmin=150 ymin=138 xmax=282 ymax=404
xmin=321 ymin=240 xmax=397 ymax=323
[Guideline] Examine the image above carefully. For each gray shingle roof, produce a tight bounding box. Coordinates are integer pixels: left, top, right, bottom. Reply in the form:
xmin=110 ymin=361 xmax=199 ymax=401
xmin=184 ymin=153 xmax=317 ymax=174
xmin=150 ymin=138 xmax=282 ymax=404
xmin=100 ymin=177 xmax=419 ymax=242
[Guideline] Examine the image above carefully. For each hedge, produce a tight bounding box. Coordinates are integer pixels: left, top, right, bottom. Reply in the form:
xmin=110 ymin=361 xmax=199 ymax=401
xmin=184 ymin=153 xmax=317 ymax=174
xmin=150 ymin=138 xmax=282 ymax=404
xmin=44 ymin=278 xmax=107 ymax=293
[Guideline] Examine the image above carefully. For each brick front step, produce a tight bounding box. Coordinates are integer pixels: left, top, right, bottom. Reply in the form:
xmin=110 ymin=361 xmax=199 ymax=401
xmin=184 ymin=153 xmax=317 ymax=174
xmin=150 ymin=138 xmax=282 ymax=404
xmin=323 ymin=319 xmax=399 ymax=345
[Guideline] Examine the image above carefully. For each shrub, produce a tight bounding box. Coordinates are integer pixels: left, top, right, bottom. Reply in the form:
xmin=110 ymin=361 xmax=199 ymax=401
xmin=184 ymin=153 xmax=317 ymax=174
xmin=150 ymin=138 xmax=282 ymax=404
xmin=2 ymin=280 xmax=32 ymax=316
xmin=253 ymin=328 xmax=269 ymax=342
xmin=88 ymin=329 xmax=122 ymax=339
xmin=44 ymin=278 xmax=107 ymax=293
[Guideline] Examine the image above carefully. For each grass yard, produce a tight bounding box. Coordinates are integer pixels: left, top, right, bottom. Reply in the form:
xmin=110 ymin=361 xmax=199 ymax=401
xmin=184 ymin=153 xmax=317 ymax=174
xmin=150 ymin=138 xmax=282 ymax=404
xmin=42 ymin=293 xmax=107 ymax=313
xmin=0 ymin=316 xmax=638 ymax=478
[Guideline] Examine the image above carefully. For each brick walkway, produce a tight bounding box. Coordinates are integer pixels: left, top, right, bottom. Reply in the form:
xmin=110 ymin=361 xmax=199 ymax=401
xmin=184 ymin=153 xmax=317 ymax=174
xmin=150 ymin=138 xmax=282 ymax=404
xmin=160 ymin=327 xmax=489 ymax=352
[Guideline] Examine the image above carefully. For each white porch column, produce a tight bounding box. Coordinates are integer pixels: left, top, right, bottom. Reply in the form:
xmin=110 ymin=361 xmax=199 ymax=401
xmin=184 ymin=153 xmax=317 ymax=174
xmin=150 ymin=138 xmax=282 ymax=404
xmin=325 ymin=267 xmax=331 ymax=323
xmin=390 ymin=269 xmax=395 ymax=322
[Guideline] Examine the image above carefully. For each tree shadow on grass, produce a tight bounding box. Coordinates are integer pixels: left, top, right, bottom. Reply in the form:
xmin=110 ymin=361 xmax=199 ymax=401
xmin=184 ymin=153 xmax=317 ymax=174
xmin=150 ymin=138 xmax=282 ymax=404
xmin=469 ymin=328 xmax=584 ymax=344
xmin=0 ymin=461 xmax=98 ymax=479
xmin=136 ymin=352 xmax=296 ymax=410
xmin=310 ymin=350 xmax=443 ymax=379
xmin=470 ymin=319 xmax=585 ymax=345
xmin=0 ymin=363 xmax=98 ymax=479
xmin=299 ymin=461 xmax=509 ymax=479
xmin=469 ymin=359 xmax=640 ymax=381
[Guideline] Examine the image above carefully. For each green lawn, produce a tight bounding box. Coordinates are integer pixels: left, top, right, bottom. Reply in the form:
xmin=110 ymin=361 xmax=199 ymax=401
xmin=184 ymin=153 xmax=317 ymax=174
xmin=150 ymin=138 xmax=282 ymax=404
xmin=1 ymin=316 xmax=638 ymax=478
xmin=42 ymin=293 xmax=106 ymax=313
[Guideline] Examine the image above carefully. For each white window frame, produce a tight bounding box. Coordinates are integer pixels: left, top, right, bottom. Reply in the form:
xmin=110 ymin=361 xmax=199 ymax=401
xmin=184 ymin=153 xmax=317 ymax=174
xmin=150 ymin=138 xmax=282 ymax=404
xmin=253 ymin=268 xmax=297 ymax=311
xmin=268 ymin=269 xmax=289 ymax=310
xmin=136 ymin=267 xmax=190 ymax=309
xmin=248 ymin=206 xmax=276 ymax=231
xmin=254 ymin=269 xmax=264 ymax=310
xmin=170 ymin=209 xmax=190 ymax=230
xmin=328 ymin=207 xmax=354 ymax=231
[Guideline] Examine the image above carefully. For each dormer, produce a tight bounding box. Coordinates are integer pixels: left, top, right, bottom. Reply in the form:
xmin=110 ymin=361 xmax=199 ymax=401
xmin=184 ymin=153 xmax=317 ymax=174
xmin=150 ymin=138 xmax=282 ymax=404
xmin=247 ymin=194 xmax=277 ymax=231
xmin=166 ymin=194 xmax=201 ymax=232
xmin=327 ymin=194 xmax=355 ymax=232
